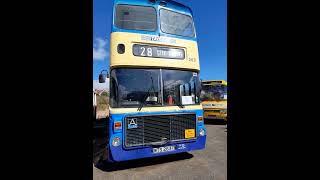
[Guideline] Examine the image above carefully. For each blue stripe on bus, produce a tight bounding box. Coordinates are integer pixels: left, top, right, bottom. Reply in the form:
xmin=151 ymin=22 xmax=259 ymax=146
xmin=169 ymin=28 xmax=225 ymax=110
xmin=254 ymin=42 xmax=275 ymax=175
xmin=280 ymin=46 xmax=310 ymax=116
xmin=114 ymin=0 xmax=192 ymax=15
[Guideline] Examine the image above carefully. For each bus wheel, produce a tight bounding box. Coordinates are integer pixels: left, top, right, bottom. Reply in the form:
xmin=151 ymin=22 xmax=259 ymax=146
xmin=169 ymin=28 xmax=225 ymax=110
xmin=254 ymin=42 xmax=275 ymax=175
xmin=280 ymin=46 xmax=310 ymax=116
xmin=93 ymin=148 xmax=109 ymax=167
xmin=93 ymin=154 xmax=104 ymax=167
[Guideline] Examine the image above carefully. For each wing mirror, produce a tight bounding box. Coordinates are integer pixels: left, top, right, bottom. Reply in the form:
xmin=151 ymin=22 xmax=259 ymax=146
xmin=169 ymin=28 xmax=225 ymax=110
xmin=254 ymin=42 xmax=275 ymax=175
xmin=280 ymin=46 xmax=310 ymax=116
xmin=98 ymin=70 xmax=109 ymax=83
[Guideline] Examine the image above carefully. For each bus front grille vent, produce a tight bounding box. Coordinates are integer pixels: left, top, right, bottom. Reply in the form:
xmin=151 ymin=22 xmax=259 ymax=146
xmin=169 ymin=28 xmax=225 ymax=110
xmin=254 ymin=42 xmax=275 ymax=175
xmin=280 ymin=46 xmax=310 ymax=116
xmin=125 ymin=113 xmax=196 ymax=147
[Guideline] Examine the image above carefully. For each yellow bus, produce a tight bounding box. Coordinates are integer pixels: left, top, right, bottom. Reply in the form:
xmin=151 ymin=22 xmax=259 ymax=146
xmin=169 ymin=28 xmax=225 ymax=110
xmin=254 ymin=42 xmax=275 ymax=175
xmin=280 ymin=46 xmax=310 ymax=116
xmin=200 ymin=80 xmax=227 ymax=121
xmin=95 ymin=0 xmax=206 ymax=164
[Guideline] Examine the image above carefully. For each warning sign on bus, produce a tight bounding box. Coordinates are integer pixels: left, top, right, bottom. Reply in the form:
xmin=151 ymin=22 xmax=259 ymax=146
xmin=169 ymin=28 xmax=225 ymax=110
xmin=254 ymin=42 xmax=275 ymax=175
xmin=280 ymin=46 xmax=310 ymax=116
xmin=185 ymin=129 xmax=195 ymax=139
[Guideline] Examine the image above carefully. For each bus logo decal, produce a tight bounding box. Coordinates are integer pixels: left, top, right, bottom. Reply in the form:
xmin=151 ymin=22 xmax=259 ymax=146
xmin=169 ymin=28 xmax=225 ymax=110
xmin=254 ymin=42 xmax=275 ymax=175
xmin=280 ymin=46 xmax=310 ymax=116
xmin=128 ymin=118 xmax=138 ymax=129
xmin=141 ymin=35 xmax=176 ymax=44
xmin=177 ymin=144 xmax=186 ymax=150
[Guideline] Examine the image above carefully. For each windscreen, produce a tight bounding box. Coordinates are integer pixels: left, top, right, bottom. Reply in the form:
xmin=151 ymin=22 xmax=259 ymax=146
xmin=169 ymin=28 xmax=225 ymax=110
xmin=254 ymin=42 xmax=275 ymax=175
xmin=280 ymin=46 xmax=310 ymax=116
xmin=160 ymin=9 xmax=195 ymax=37
xmin=200 ymin=84 xmax=227 ymax=101
xmin=162 ymin=70 xmax=200 ymax=105
xmin=115 ymin=5 xmax=157 ymax=31
xmin=110 ymin=69 xmax=161 ymax=108
xmin=110 ymin=68 xmax=200 ymax=108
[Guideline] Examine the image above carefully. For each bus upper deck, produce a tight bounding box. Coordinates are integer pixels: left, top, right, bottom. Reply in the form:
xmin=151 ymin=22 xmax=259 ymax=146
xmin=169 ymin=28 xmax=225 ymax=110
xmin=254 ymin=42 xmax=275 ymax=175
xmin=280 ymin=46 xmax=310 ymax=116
xmin=110 ymin=0 xmax=200 ymax=70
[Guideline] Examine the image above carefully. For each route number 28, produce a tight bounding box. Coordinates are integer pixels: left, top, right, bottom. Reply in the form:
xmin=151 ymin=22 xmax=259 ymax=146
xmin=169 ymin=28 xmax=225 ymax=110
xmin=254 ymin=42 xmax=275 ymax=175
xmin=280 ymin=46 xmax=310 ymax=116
xmin=140 ymin=47 xmax=152 ymax=56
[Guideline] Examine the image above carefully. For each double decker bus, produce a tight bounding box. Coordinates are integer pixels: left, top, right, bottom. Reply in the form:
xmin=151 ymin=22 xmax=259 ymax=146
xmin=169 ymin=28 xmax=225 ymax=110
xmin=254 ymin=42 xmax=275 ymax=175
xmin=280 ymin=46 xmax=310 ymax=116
xmin=94 ymin=0 xmax=206 ymax=164
xmin=200 ymin=80 xmax=227 ymax=121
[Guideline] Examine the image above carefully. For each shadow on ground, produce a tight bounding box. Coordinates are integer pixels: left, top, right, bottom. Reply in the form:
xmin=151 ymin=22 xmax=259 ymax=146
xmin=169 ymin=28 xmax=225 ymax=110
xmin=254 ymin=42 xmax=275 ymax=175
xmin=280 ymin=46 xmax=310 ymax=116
xmin=95 ymin=152 xmax=194 ymax=172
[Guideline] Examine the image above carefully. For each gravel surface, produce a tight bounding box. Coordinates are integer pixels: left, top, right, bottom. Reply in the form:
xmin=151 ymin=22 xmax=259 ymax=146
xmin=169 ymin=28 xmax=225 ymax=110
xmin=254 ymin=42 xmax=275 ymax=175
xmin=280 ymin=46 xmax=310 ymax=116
xmin=93 ymin=121 xmax=227 ymax=180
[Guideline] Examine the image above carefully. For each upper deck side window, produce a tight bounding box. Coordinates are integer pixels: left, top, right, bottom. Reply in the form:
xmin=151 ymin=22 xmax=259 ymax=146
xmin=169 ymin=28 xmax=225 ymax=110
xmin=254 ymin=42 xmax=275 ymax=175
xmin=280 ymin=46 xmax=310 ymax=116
xmin=160 ymin=9 xmax=195 ymax=38
xmin=115 ymin=5 xmax=157 ymax=31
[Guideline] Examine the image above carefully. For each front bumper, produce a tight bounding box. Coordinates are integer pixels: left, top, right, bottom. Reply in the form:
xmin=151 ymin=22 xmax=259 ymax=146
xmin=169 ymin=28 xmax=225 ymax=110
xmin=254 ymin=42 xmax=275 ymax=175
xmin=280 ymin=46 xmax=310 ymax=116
xmin=108 ymin=135 xmax=206 ymax=162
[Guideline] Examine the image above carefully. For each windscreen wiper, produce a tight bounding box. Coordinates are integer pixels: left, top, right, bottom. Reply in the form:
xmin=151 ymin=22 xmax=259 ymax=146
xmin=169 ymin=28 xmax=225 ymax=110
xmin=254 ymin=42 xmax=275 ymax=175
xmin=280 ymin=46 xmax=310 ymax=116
xmin=137 ymin=77 xmax=156 ymax=111
xmin=137 ymin=91 xmax=149 ymax=111
xmin=177 ymin=104 xmax=185 ymax=108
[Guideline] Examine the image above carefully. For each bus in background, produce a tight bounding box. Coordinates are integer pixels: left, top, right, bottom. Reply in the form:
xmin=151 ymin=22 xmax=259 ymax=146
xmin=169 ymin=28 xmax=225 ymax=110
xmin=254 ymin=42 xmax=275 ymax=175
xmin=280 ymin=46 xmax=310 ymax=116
xmin=200 ymin=80 xmax=227 ymax=121
xmin=94 ymin=0 xmax=206 ymax=165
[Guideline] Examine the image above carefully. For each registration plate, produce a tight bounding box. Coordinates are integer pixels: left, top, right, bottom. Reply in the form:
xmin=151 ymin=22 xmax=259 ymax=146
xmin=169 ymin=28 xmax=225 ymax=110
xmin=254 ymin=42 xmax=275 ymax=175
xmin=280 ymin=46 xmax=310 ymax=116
xmin=133 ymin=44 xmax=185 ymax=60
xmin=152 ymin=145 xmax=176 ymax=154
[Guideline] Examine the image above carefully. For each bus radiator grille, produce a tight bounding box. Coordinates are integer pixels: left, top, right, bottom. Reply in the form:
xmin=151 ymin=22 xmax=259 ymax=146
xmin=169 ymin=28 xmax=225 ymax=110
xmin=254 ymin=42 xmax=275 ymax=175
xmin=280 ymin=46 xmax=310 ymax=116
xmin=125 ymin=113 xmax=196 ymax=147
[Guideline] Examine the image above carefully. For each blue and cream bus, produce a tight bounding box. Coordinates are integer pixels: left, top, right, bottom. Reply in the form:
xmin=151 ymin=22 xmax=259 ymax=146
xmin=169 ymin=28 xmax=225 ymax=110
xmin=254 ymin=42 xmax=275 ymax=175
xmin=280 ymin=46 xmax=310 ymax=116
xmin=94 ymin=0 xmax=206 ymax=164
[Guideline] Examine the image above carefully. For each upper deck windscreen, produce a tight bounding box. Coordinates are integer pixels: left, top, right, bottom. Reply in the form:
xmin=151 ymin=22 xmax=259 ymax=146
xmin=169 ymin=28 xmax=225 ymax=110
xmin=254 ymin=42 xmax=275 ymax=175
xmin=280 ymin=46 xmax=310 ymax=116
xmin=114 ymin=3 xmax=195 ymax=38
xmin=160 ymin=9 xmax=195 ymax=38
xmin=115 ymin=5 xmax=157 ymax=31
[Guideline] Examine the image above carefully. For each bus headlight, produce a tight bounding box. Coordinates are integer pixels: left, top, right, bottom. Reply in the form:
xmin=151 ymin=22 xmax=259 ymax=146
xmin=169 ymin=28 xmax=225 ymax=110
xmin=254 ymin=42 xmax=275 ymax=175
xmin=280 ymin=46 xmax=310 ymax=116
xmin=112 ymin=137 xmax=121 ymax=147
xmin=199 ymin=128 xmax=205 ymax=136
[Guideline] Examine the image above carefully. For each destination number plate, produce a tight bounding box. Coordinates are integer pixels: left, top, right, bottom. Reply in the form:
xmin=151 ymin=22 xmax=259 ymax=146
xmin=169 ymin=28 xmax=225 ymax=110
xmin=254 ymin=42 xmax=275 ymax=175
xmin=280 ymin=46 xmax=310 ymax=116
xmin=133 ymin=44 xmax=185 ymax=60
xmin=152 ymin=145 xmax=176 ymax=154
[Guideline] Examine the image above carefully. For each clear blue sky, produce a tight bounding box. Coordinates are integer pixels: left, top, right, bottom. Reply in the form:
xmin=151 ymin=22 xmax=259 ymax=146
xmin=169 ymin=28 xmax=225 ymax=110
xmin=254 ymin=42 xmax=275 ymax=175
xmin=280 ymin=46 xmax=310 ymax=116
xmin=93 ymin=0 xmax=226 ymax=81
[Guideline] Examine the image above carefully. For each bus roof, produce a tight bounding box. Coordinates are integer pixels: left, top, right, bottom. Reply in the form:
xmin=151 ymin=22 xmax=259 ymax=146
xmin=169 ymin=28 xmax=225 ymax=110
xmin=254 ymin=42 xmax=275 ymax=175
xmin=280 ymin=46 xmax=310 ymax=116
xmin=201 ymin=80 xmax=227 ymax=86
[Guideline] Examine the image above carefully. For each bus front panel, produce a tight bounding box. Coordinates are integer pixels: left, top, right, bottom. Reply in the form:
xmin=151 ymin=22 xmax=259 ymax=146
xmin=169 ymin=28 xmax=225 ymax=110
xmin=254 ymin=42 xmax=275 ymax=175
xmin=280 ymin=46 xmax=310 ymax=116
xmin=107 ymin=107 xmax=206 ymax=162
